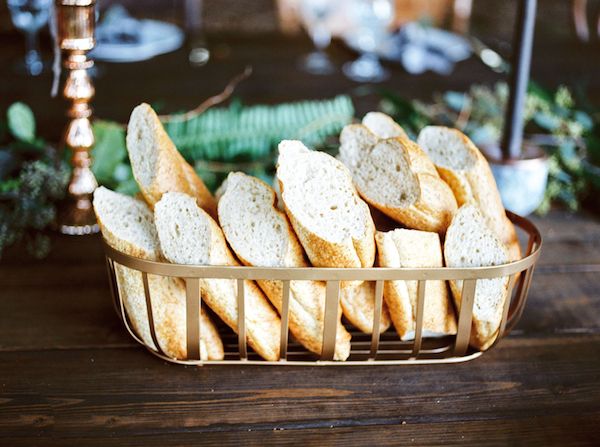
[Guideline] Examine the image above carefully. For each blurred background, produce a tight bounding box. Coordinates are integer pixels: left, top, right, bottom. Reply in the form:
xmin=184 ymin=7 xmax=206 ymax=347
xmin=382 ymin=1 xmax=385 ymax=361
xmin=1 ymin=0 xmax=600 ymax=257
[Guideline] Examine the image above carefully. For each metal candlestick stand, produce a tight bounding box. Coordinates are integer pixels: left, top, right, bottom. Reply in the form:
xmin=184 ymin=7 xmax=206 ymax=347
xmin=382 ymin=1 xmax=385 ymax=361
xmin=55 ymin=0 xmax=99 ymax=235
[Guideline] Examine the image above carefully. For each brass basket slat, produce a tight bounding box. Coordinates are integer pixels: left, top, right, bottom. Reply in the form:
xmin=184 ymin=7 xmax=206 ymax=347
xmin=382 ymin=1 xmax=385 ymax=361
xmin=113 ymin=262 xmax=147 ymax=348
xmin=410 ymin=280 xmax=427 ymax=359
xmin=494 ymin=273 xmax=518 ymax=348
xmin=321 ymin=280 xmax=341 ymax=361
xmin=279 ymin=280 xmax=291 ymax=361
xmin=185 ymin=278 xmax=202 ymax=361
xmin=141 ymin=272 xmax=165 ymax=357
xmin=103 ymin=212 xmax=542 ymax=366
xmin=368 ymin=280 xmax=385 ymax=360
xmin=236 ymin=279 xmax=247 ymax=360
xmin=105 ymin=258 xmax=120 ymax=318
xmin=453 ymin=279 xmax=477 ymax=357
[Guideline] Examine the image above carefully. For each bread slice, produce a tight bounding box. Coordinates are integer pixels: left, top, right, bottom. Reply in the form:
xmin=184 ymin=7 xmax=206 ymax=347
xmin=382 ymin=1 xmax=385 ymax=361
xmin=417 ymin=126 xmax=521 ymax=261
xmin=362 ymin=111 xmax=409 ymax=140
xmin=339 ymin=123 xmax=457 ymax=233
xmin=93 ymin=186 xmax=223 ymax=361
xmin=218 ymin=172 xmax=351 ymax=360
xmin=444 ymin=204 xmax=510 ymax=350
xmin=376 ymin=228 xmax=456 ymax=340
xmin=154 ymin=191 xmax=281 ymax=361
xmin=362 ymin=112 xmax=439 ymax=176
xmin=276 ymin=140 xmax=376 ymax=272
xmin=126 ymin=103 xmax=217 ymax=219
xmin=339 ymin=281 xmax=392 ymax=334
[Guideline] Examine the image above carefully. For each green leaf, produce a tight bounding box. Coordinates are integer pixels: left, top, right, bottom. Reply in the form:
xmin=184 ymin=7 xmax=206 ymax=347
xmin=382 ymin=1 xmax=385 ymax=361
xmin=533 ymin=112 xmax=561 ymax=131
xmin=91 ymin=120 xmax=127 ymax=187
xmin=574 ymin=111 xmax=594 ymax=131
xmin=114 ymin=177 xmax=139 ymax=195
xmin=443 ymin=91 xmax=465 ymax=112
xmin=7 ymin=102 xmax=36 ymax=143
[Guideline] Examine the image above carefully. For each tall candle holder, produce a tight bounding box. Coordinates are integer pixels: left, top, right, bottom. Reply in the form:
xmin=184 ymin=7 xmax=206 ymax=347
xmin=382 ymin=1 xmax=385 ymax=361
xmin=55 ymin=0 xmax=99 ymax=235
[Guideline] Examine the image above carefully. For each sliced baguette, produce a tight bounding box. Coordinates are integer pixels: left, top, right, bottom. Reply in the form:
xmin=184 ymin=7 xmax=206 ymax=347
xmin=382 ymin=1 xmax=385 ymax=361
xmin=376 ymin=228 xmax=457 ymax=340
xmin=339 ymin=281 xmax=392 ymax=334
xmin=126 ymin=103 xmax=217 ymax=219
xmin=444 ymin=204 xmax=510 ymax=350
xmin=362 ymin=111 xmax=409 ymax=140
xmin=154 ymin=191 xmax=281 ymax=361
xmin=417 ymin=126 xmax=521 ymax=261
xmin=339 ymin=123 xmax=457 ymax=233
xmin=218 ymin=172 xmax=351 ymax=360
xmin=362 ymin=112 xmax=439 ymax=176
xmin=276 ymin=140 xmax=376 ymax=272
xmin=92 ymin=186 xmax=223 ymax=360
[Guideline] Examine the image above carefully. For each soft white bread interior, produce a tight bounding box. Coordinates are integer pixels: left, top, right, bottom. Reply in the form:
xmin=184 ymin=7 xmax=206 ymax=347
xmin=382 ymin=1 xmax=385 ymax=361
xmin=154 ymin=191 xmax=281 ymax=361
xmin=218 ymin=172 xmax=351 ymax=360
xmin=276 ymin=140 xmax=376 ymax=272
xmin=126 ymin=103 xmax=217 ymax=219
xmin=339 ymin=281 xmax=392 ymax=334
xmin=339 ymin=122 xmax=457 ymax=233
xmin=362 ymin=111 xmax=409 ymax=140
xmin=376 ymin=228 xmax=457 ymax=340
xmin=93 ymin=186 xmax=223 ymax=360
xmin=444 ymin=204 xmax=510 ymax=350
xmin=417 ymin=126 xmax=521 ymax=261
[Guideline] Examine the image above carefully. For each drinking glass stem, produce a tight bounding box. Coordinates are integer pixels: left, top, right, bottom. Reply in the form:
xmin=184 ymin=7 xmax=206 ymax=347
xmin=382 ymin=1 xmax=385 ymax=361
xmin=311 ymin=25 xmax=331 ymax=52
xmin=360 ymin=52 xmax=380 ymax=68
xmin=25 ymin=30 xmax=42 ymax=75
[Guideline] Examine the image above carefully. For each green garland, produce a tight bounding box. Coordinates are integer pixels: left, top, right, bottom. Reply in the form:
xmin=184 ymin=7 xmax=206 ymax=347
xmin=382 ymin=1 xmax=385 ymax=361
xmin=92 ymin=95 xmax=354 ymax=193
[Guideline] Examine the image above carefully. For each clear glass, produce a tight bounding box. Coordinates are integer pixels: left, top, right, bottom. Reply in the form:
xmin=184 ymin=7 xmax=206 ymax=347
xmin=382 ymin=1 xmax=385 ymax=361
xmin=7 ymin=0 xmax=52 ymax=76
xmin=298 ymin=0 xmax=337 ymax=75
xmin=342 ymin=0 xmax=394 ymax=83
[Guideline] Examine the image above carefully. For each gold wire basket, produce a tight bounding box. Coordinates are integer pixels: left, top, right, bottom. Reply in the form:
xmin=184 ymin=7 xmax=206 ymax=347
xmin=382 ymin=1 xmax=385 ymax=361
xmin=103 ymin=211 xmax=542 ymax=366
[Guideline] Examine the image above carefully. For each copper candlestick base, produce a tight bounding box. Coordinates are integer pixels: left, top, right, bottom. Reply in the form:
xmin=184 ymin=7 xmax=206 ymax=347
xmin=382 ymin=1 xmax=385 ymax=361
xmin=56 ymin=0 xmax=100 ymax=235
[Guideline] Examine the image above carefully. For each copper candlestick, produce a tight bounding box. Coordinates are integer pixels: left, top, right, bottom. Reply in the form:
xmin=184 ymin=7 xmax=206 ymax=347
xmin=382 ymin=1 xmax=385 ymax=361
xmin=56 ymin=0 xmax=99 ymax=235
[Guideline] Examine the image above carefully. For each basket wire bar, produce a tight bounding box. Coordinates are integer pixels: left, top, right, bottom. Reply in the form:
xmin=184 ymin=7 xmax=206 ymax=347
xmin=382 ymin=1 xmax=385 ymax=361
xmin=236 ymin=279 xmax=247 ymax=360
xmin=104 ymin=212 xmax=542 ymax=365
xmin=453 ymin=279 xmax=477 ymax=357
xmin=279 ymin=280 xmax=291 ymax=361
xmin=369 ymin=280 xmax=384 ymax=360
xmin=142 ymin=271 xmax=165 ymax=357
xmin=185 ymin=278 xmax=201 ymax=361
xmin=411 ymin=280 xmax=427 ymax=359
xmin=491 ymin=273 xmax=518 ymax=349
xmin=321 ymin=280 xmax=341 ymax=361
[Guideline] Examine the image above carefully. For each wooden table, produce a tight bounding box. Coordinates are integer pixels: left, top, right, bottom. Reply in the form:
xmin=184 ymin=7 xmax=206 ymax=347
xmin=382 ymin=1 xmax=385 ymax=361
xmin=2 ymin=32 xmax=600 ymax=446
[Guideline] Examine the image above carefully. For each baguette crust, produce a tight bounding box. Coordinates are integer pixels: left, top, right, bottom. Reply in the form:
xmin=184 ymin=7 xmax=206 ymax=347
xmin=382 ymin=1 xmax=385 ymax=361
xmin=376 ymin=229 xmax=456 ymax=340
xmin=154 ymin=192 xmax=281 ymax=361
xmin=417 ymin=126 xmax=521 ymax=261
xmin=218 ymin=172 xmax=351 ymax=360
xmin=339 ymin=281 xmax=392 ymax=334
xmin=444 ymin=204 xmax=510 ymax=350
xmin=127 ymin=103 xmax=217 ymax=219
xmin=277 ymin=141 xmax=376 ymax=273
xmin=339 ymin=123 xmax=457 ymax=233
xmin=93 ymin=187 xmax=223 ymax=361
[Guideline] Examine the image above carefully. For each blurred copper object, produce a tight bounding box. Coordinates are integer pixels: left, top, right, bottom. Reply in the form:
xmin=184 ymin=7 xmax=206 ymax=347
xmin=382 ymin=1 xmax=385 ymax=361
xmin=103 ymin=212 xmax=542 ymax=365
xmin=56 ymin=0 xmax=99 ymax=235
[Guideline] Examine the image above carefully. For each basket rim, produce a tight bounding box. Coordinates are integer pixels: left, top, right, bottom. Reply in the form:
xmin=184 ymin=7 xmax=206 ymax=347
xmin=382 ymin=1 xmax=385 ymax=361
xmin=101 ymin=211 xmax=542 ymax=281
